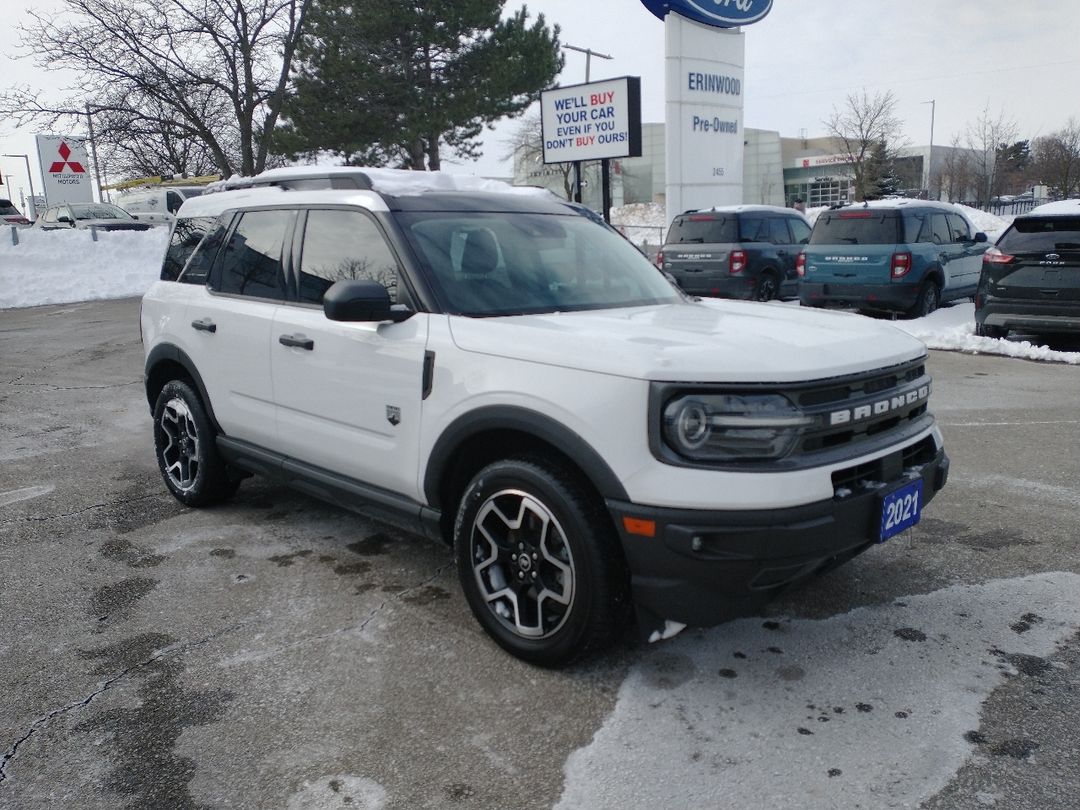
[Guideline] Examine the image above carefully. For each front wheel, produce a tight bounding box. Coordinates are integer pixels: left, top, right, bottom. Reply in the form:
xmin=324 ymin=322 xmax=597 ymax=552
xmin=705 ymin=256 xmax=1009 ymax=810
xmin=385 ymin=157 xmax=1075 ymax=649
xmin=754 ymin=271 xmax=779 ymax=302
xmin=153 ymin=380 xmax=238 ymax=507
xmin=909 ymin=280 xmax=940 ymax=318
xmin=453 ymin=457 xmax=628 ymax=666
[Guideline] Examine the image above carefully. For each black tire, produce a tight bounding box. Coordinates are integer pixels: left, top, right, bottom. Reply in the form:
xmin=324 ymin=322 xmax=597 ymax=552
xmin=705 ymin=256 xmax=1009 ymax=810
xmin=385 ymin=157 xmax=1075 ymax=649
xmin=909 ymin=280 xmax=941 ymax=318
xmin=754 ymin=271 xmax=780 ymax=302
xmin=975 ymin=322 xmax=1007 ymax=339
xmin=453 ymin=456 xmax=629 ymax=666
xmin=152 ymin=380 xmax=239 ymax=507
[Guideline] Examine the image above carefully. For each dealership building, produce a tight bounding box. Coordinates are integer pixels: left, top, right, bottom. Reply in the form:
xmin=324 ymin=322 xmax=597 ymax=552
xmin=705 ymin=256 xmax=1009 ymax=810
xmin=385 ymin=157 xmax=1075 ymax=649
xmin=514 ymin=124 xmax=970 ymax=216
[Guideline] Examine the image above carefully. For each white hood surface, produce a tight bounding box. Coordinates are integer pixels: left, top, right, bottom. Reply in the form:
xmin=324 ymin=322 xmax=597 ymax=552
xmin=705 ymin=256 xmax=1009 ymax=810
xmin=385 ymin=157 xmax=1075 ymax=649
xmin=448 ymin=299 xmax=927 ymax=383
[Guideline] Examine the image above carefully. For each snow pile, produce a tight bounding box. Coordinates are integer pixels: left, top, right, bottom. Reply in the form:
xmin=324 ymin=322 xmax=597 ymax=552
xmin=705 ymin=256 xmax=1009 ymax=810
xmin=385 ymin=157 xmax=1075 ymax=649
xmin=890 ymin=302 xmax=1080 ymax=365
xmin=953 ymin=204 xmax=1010 ymax=241
xmin=0 ymin=226 xmax=168 ymax=309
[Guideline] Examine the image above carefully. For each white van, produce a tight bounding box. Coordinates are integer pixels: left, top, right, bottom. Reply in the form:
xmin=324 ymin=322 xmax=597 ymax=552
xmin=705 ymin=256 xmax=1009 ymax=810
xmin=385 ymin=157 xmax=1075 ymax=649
xmin=115 ymin=186 xmax=207 ymax=225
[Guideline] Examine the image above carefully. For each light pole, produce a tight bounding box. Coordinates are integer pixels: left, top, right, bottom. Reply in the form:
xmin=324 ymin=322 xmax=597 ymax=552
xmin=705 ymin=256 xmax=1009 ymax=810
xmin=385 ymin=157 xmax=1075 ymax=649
xmin=2 ymin=154 xmax=38 ymax=219
xmin=922 ymin=100 xmax=936 ymax=199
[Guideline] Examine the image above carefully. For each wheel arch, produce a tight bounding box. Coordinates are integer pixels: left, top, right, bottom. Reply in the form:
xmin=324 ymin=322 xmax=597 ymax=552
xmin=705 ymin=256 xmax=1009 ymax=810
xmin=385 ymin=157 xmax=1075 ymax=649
xmin=424 ymin=406 xmax=629 ymax=542
xmin=144 ymin=343 xmax=221 ymax=432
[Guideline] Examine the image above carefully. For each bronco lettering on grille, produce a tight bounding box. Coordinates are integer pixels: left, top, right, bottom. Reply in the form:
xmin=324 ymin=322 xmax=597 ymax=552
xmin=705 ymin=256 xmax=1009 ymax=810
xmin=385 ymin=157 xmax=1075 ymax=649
xmin=828 ymin=384 xmax=930 ymax=427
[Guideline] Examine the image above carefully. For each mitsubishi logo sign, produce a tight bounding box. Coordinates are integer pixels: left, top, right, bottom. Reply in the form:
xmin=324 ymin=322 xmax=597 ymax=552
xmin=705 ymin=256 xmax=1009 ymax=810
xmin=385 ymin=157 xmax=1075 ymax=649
xmin=48 ymin=141 xmax=86 ymax=173
xmin=640 ymin=0 xmax=774 ymax=28
xmin=35 ymin=134 xmax=94 ymax=204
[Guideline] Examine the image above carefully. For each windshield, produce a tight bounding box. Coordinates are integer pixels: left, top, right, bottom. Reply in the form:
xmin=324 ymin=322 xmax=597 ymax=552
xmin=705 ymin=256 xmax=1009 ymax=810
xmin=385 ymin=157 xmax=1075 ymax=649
xmin=1000 ymin=217 xmax=1080 ymax=252
xmin=71 ymin=204 xmax=132 ymax=220
xmin=398 ymin=211 xmax=680 ymax=316
xmin=810 ymin=211 xmax=901 ymax=245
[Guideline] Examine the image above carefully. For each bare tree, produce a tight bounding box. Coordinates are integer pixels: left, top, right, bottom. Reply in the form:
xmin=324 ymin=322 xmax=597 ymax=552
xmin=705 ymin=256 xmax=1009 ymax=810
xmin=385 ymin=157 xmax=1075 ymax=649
xmin=0 ymin=0 xmax=312 ymax=179
xmin=964 ymin=105 xmax=1019 ymax=205
xmin=504 ymin=112 xmax=573 ymax=199
xmin=1032 ymin=119 xmax=1080 ymax=200
xmin=824 ymin=90 xmax=905 ymax=201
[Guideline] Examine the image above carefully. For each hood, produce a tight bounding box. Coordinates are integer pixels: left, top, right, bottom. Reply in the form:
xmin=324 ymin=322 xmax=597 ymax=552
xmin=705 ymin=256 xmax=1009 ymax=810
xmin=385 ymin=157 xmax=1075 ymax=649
xmin=448 ymin=299 xmax=927 ymax=383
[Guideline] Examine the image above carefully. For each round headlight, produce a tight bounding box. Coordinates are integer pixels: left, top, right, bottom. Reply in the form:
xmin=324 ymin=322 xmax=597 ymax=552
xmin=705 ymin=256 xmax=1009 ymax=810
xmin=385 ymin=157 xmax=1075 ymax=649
xmin=675 ymin=401 xmax=710 ymax=449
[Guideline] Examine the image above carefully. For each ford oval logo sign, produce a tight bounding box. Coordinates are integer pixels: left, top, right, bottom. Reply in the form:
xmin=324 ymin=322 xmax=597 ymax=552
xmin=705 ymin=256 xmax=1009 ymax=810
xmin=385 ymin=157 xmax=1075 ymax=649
xmin=641 ymin=0 xmax=774 ymax=28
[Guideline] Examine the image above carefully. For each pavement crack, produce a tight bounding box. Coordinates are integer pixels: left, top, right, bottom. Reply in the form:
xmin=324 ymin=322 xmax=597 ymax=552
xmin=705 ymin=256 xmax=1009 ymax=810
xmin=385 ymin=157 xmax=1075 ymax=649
xmin=0 ymin=624 xmax=239 ymax=785
xmin=7 ymin=380 xmax=141 ymax=391
xmin=18 ymin=493 xmax=160 ymax=524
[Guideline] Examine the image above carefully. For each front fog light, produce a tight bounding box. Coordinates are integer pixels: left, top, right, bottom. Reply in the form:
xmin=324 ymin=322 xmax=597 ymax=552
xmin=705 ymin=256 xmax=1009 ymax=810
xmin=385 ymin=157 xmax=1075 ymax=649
xmin=662 ymin=393 xmax=813 ymax=462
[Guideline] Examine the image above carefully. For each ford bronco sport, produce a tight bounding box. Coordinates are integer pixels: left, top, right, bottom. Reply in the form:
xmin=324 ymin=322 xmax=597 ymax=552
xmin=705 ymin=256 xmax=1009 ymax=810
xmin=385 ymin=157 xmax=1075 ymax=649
xmin=141 ymin=167 xmax=949 ymax=665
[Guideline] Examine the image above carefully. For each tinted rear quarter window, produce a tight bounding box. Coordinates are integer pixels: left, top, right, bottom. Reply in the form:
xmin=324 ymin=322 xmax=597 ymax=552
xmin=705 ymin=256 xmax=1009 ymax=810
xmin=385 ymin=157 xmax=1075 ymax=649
xmin=810 ymin=211 xmax=901 ymax=245
xmin=999 ymin=217 xmax=1080 ymax=252
xmin=667 ymin=215 xmax=737 ymax=244
xmin=162 ymin=216 xmax=222 ymax=281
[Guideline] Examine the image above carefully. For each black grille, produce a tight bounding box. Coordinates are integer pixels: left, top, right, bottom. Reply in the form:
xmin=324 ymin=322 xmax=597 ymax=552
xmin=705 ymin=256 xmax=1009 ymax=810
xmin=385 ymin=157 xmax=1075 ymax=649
xmin=831 ymin=437 xmax=937 ymax=493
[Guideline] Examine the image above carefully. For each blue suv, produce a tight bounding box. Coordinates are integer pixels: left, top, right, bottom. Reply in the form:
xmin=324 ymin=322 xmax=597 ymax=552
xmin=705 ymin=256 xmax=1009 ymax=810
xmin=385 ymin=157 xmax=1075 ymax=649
xmin=798 ymin=201 xmax=989 ymax=316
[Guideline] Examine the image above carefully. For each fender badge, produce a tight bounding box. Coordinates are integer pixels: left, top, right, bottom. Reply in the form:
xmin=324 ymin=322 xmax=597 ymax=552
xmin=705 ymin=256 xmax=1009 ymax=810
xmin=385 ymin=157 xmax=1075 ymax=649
xmin=386 ymin=406 xmax=401 ymax=426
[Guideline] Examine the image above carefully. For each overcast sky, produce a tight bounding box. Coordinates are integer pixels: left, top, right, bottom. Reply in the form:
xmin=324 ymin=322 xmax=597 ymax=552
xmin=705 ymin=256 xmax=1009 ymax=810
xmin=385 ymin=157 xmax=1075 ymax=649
xmin=2 ymin=0 xmax=1079 ymax=195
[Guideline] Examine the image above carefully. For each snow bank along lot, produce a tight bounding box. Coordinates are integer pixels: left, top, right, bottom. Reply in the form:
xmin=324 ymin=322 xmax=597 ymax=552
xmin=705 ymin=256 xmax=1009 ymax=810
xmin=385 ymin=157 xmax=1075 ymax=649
xmin=3 ymin=219 xmax=1077 ymax=365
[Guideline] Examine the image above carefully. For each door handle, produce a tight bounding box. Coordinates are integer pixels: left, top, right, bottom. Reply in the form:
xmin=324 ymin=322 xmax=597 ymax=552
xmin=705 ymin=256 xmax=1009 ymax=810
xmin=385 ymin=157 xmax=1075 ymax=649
xmin=279 ymin=334 xmax=314 ymax=351
xmin=191 ymin=318 xmax=217 ymax=333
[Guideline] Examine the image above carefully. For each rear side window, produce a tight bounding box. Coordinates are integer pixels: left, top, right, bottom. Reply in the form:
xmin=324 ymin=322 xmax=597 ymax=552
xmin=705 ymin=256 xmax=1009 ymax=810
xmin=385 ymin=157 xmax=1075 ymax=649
xmin=999 ymin=217 xmax=1080 ymax=252
xmin=297 ymin=209 xmax=400 ymax=305
xmin=789 ymin=218 xmax=811 ymax=244
xmin=212 ymin=210 xmax=291 ymax=300
xmin=810 ymin=211 xmax=901 ymax=245
xmin=667 ymin=215 xmax=737 ymax=244
xmin=161 ymin=216 xmax=221 ymax=282
xmin=166 ymin=191 xmax=184 ymax=214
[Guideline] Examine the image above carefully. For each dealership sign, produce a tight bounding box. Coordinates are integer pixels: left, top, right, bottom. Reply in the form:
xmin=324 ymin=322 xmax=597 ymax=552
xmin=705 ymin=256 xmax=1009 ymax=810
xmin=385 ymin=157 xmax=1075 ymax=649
xmin=36 ymin=134 xmax=94 ymax=205
xmin=640 ymin=0 xmax=774 ymax=28
xmin=541 ymin=77 xmax=642 ymax=164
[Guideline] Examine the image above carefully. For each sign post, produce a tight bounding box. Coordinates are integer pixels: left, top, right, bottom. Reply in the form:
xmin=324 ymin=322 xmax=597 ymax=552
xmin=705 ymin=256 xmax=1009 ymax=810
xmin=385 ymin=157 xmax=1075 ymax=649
xmin=540 ymin=76 xmax=643 ymax=218
xmin=641 ymin=0 xmax=774 ymax=221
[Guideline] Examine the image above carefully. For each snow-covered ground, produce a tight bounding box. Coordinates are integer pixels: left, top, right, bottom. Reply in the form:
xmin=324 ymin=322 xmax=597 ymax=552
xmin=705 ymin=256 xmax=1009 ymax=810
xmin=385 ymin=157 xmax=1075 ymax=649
xmin=2 ymin=216 xmax=1076 ymax=366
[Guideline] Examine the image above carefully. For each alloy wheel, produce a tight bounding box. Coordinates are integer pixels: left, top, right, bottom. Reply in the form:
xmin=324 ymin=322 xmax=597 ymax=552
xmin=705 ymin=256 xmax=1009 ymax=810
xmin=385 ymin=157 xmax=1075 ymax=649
xmin=470 ymin=489 xmax=576 ymax=639
xmin=159 ymin=397 xmax=200 ymax=492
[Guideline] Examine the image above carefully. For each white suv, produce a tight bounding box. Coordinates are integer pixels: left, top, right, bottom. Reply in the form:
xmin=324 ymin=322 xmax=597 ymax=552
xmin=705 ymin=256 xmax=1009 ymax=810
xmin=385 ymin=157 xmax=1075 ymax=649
xmin=141 ymin=167 xmax=949 ymax=665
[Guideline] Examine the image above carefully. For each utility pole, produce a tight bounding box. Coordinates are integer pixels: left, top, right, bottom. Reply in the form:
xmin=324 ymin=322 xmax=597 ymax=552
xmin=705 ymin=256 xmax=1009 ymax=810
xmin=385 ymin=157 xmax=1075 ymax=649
xmin=922 ymin=100 xmax=936 ymax=199
xmin=563 ymin=44 xmax=614 ymax=218
xmin=86 ymin=103 xmax=104 ymax=204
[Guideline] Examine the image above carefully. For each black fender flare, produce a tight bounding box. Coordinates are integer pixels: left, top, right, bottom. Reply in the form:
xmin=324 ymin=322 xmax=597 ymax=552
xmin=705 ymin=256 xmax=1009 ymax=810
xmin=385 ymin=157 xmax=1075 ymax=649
xmin=144 ymin=343 xmax=222 ymax=432
xmin=423 ymin=405 xmax=630 ymax=508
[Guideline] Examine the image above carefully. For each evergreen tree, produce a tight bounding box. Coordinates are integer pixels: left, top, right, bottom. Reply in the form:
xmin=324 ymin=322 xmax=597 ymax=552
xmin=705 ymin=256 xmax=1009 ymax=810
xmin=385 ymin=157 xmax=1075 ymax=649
xmin=278 ymin=0 xmax=563 ymax=170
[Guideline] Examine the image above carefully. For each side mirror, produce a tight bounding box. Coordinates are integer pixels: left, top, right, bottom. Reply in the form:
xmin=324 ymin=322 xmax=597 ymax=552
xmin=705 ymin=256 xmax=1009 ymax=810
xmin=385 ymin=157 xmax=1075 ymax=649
xmin=323 ymin=279 xmax=413 ymax=323
xmin=973 ymin=232 xmax=988 ymax=243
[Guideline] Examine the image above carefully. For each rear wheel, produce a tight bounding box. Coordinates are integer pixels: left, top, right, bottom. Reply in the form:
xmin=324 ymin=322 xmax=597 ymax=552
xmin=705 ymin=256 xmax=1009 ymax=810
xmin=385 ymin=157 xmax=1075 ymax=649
xmin=153 ymin=380 xmax=239 ymax=507
xmin=909 ymin=280 xmax=940 ymax=318
xmin=754 ymin=271 xmax=779 ymax=302
xmin=453 ymin=457 xmax=628 ymax=666
xmin=975 ymin=322 xmax=1007 ymax=339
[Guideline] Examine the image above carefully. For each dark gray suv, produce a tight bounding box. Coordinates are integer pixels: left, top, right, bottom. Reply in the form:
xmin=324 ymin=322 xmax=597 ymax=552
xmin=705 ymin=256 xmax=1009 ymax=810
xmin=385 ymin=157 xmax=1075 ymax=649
xmin=976 ymin=200 xmax=1080 ymax=338
xmin=658 ymin=206 xmax=811 ymax=301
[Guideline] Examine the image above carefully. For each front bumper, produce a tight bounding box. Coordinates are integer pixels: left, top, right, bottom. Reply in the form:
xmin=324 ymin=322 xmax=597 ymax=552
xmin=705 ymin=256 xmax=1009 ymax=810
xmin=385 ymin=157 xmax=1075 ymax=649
xmin=607 ymin=446 xmax=949 ymax=629
xmin=976 ymin=297 xmax=1080 ymax=334
xmin=800 ymin=281 xmax=918 ymax=311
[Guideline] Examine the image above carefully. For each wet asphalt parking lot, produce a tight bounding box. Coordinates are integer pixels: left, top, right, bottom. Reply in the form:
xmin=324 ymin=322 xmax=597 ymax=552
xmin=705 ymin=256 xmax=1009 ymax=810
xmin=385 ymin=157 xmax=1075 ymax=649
xmin=1 ymin=297 xmax=1078 ymax=810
